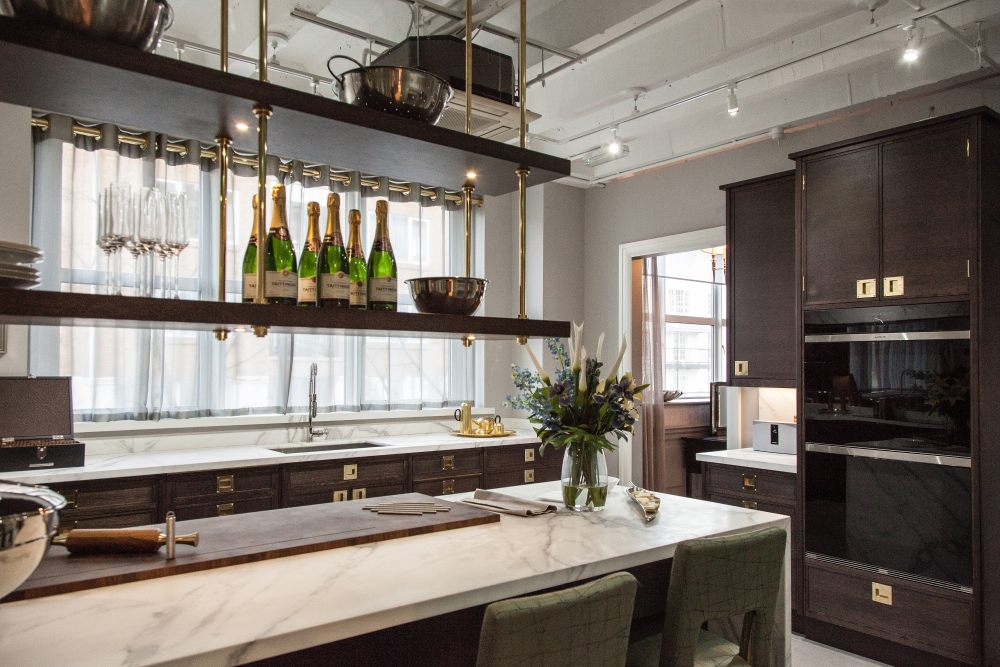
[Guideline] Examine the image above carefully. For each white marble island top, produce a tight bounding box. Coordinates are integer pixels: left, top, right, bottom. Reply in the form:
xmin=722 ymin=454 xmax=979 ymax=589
xmin=0 ymin=481 xmax=791 ymax=666
xmin=697 ymin=447 xmax=797 ymax=473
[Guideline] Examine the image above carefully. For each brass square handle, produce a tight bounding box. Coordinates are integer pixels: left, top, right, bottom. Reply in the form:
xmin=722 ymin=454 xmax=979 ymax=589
xmin=742 ymin=474 xmax=757 ymax=491
xmin=217 ymin=502 xmax=235 ymax=516
xmin=352 ymin=487 xmax=367 ymax=500
xmin=734 ymin=360 xmax=749 ymax=377
xmin=343 ymin=464 xmax=358 ymax=481
xmin=216 ymin=474 xmax=235 ymax=494
xmin=872 ymin=582 xmax=893 ymax=606
xmin=883 ymin=276 xmax=905 ymax=297
xmin=524 ymin=448 xmax=535 ymax=462
xmin=742 ymin=500 xmax=758 ymax=510
xmin=64 ymin=489 xmax=79 ymax=510
xmin=442 ymin=455 xmax=455 ymax=471
xmin=524 ymin=469 xmax=535 ymax=484
xmin=856 ymin=278 xmax=877 ymax=299
xmin=332 ymin=490 xmax=348 ymax=502
xmin=442 ymin=479 xmax=455 ymax=495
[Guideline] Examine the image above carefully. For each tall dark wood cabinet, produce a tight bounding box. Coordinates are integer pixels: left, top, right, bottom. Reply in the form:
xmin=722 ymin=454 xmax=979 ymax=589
xmin=721 ymin=171 xmax=797 ymax=386
xmin=791 ymin=107 xmax=1000 ymax=667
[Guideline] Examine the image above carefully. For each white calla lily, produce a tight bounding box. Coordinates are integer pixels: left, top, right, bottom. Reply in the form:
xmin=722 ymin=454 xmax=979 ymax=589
xmin=525 ymin=343 xmax=549 ymax=383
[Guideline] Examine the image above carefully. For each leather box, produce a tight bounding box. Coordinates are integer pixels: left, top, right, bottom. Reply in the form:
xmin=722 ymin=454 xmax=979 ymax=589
xmin=0 ymin=377 xmax=85 ymax=472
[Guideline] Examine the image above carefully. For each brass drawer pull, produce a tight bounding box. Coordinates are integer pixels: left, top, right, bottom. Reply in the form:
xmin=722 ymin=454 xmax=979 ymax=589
xmin=64 ymin=489 xmax=79 ymax=510
xmin=742 ymin=500 xmax=758 ymax=510
xmin=216 ymin=474 xmax=234 ymax=494
xmin=856 ymin=278 xmax=877 ymax=299
xmin=217 ymin=502 xmax=235 ymax=516
xmin=442 ymin=479 xmax=455 ymax=495
xmin=343 ymin=464 xmax=358 ymax=481
xmin=442 ymin=455 xmax=455 ymax=471
xmin=872 ymin=582 xmax=893 ymax=606
xmin=734 ymin=360 xmax=749 ymax=377
xmin=883 ymin=276 xmax=905 ymax=297
xmin=742 ymin=474 xmax=757 ymax=492
xmin=524 ymin=469 xmax=535 ymax=484
xmin=524 ymin=448 xmax=535 ymax=462
xmin=352 ymin=487 xmax=367 ymax=500
xmin=332 ymin=490 xmax=348 ymax=502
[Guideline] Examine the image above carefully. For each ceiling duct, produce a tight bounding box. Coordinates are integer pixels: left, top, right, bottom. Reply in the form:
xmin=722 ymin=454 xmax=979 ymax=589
xmin=436 ymin=89 xmax=541 ymax=142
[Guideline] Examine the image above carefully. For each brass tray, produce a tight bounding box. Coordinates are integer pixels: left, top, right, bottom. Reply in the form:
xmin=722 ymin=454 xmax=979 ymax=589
xmin=452 ymin=429 xmax=515 ymax=438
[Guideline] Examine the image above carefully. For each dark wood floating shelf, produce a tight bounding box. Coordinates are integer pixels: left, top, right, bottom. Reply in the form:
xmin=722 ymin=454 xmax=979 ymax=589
xmin=0 ymin=17 xmax=570 ymax=196
xmin=0 ymin=288 xmax=570 ymax=340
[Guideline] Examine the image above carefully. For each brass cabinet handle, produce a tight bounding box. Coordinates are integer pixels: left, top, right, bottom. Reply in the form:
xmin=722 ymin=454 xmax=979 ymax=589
xmin=742 ymin=474 xmax=757 ymax=492
xmin=442 ymin=479 xmax=455 ymax=495
xmin=856 ymin=278 xmax=877 ymax=299
xmin=442 ymin=455 xmax=455 ymax=471
xmin=734 ymin=360 xmax=749 ymax=377
xmin=217 ymin=502 xmax=235 ymax=516
xmin=352 ymin=487 xmax=367 ymax=500
xmin=872 ymin=582 xmax=893 ymax=606
xmin=216 ymin=474 xmax=235 ymax=494
xmin=524 ymin=448 xmax=535 ymax=462
xmin=883 ymin=276 xmax=905 ymax=297
xmin=524 ymin=469 xmax=535 ymax=484
xmin=343 ymin=464 xmax=358 ymax=481
xmin=332 ymin=490 xmax=348 ymax=502
xmin=64 ymin=489 xmax=79 ymax=510
xmin=742 ymin=500 xmax=758 ymax=510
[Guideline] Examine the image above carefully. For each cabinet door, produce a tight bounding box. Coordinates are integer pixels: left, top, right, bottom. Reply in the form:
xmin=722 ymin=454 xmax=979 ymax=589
xmin=881 ymin=122 xmax=973 ymax=299
xmin=802 ymin=147 xmax=880 ymax=306
xmin=728 ymin=174 xmax=796 ymax=384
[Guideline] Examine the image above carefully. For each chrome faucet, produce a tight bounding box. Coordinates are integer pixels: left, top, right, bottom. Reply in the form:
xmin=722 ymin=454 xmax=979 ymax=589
xmin=306 ymin=363 xmax=328 ymax=442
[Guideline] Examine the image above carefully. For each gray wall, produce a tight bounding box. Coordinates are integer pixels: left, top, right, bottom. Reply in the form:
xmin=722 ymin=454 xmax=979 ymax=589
xmin=0 ymin=102 xmax=32 ymax=376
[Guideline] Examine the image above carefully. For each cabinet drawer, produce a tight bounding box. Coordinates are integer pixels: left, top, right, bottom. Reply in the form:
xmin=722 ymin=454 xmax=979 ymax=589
xmin=284 ymin=457 xmax=407 ymax=499
xmin=60 ymin=511 xmax=159 ymax=532
xmin=413 ymin=474 xmax=481 ymax=497
xmin=484 ymin=466 xmax=559 ymax=489
xmin=284 ymin=482 xmax=407 ymax=507
xmin=165 ymin=466 xmax=278 ymax=505
xmin=705 ymin=464 xmax=795 ymax=502
xmin=485 ymin=443 xmax=558 ymax=472
xmin=50 ymin=477 xmax=158 ymax=519
xmin=805 ymin=558 xmax=974 ymax=663
xmin=411 ymin=449 xmax=481 ymax=479
xmin=172 ymin=497 xmax=276 ymax=520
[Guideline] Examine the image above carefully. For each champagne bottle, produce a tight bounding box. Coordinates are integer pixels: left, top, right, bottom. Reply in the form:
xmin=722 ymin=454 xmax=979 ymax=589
xmin=367 ymin=199 xmax=398 ymax=311
xmin=263 ymin=184 xmax=297 ymax=305
xmin=241 ymin=194 xmax=258 ymax=304
xmin=297 ymin=201 xmax=321 ymax=307
xmin=346 ymin=208 xmax=367 ymax=310
xmin=318 ymin=192 xmax=349 ymax=309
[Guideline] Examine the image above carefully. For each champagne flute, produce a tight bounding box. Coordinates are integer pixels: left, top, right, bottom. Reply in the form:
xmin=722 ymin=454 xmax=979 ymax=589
xmin=152 ymin=189 xmax=172 ymax=298
xmin=138 ymin=187 xmax=162 ymax=297
xmin=96 ymin=189 xmax=115 ymax=295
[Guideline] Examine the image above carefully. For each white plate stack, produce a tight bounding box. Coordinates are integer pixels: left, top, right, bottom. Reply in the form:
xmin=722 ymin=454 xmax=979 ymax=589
xmin=0 ymin=240 xmax=43 ymax=289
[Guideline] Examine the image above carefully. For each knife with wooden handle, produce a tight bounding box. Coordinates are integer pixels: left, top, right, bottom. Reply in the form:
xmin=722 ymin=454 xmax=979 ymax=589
xmin=52 ymin=528 xmax=199 ymax=554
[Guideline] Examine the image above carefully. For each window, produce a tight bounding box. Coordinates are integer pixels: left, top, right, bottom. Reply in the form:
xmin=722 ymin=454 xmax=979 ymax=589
xmin=28 ymin=116 xmax=479 ymax=421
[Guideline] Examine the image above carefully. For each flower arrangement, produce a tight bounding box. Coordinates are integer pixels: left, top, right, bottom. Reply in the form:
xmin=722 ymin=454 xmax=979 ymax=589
xmin=507 ymin=323 xmax=647 ymax=510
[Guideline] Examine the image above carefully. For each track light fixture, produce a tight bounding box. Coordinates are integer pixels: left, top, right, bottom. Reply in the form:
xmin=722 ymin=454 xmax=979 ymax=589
xmin=903 ymin=22 xmax=923 ymax=62
xmin=727 ymin=84 xmax=739 ymax=117
xmin=607 ymin=127 xmax=622 ymax=155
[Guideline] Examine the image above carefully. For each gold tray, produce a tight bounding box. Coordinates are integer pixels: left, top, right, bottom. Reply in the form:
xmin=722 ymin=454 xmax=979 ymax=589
xmin=452 ymin=429 xmax=514 ymax=438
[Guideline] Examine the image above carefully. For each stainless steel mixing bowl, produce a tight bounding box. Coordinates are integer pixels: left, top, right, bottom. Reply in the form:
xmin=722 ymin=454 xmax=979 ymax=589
xmin=3 ymin=0 xmax=173 ymax=52
xmin=328 ymin=55 xmax=453 ymax=125
xmin=0 ymin=481 xmax=66 ymax=599
xmin=406 ymin=277 xmax=488 ymax=316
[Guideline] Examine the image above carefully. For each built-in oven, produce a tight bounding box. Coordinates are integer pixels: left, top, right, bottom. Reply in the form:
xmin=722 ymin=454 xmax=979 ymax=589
xmin=803 ymin=303 xmax=972 ymax=589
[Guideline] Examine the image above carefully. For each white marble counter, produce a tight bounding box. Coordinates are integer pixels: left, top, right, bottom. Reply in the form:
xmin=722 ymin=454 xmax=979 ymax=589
xmin=696 ymin=448 xmax=797 ymax=474
xmin=0 ymin=482 xmax=791 ymax=666
xmin=1 ymin=431 xmax=541 ymax=485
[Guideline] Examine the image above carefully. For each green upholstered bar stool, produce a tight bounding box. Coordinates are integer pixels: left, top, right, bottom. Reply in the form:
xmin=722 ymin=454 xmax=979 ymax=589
xmin=476 ymin=571 xmax=639 ymax=667
xmin=627 ymin=527 xmax=787 ymax=667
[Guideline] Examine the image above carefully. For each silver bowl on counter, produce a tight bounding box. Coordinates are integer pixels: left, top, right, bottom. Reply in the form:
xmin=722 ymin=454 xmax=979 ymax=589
xmin=0 ymin=481 xmax=66 ymax=599
xmin=2 ymin=0 xmax=174 ymax=52
xmin=406 ymin=277 xmax=488 ymax=316
xmin=327 ymin=55 xmax=453 ymax=125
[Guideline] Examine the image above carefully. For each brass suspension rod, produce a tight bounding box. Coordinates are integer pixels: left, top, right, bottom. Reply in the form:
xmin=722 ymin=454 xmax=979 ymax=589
xmin=516 ymin=0 xmax=529 ymax=342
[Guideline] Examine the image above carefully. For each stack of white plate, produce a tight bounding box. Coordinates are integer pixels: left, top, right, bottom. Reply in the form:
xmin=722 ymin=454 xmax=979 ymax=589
xmin=0 ymin=240 xmax=42 ymax=289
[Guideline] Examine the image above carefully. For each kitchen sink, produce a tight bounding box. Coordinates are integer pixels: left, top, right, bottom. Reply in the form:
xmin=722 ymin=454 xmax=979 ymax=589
xmin=268 ymin=442 xmax=387 ymax=454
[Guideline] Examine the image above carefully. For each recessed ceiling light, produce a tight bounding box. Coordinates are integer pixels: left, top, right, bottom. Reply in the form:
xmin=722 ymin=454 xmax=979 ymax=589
xmin=235 ymin=121 xmax=250 ymax=132
xmin=727 ymin=84 xmax=739 ymax=117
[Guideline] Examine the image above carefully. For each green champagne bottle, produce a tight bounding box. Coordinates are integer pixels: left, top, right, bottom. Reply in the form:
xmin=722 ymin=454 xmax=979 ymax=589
xmin=367 ymin=199 xmax=398 ymax=311
xmin=319 ymin=192 xmax=349 ymax=309
xmin=347 ymin=208 xmax=367 ymax=310
xmin=241 ymin=194 xmax=258 ymax=304
xmin=263 ymin=184 xmax=297 ymax=305
xmin=297 ymin=201 xmax=321 ymax=307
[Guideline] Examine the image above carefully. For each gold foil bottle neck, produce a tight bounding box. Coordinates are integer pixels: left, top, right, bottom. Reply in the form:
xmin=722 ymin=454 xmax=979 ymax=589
xmin=271 ymin=183 xmax=285 ymax=202
xmin=375 ymin=199 xmax=388 ymax=218
xmin=349 ymin=209 xmax=362 ymax=226
xmin=252 ymin=194 xmax=258 ymax=210
xmin=307 ymin=201 xmax=320 ymax=216
xmin=327 ymin=192 xmax=340 ymax=208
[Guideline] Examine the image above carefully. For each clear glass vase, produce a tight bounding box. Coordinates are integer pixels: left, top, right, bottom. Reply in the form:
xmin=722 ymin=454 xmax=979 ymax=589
xmin=561 ymin=443 xmax=609 ymax=512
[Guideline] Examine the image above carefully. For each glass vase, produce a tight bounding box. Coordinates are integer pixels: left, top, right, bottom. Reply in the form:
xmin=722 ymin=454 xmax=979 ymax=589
xmin=561 ymin=443 xmax=609 ymax=512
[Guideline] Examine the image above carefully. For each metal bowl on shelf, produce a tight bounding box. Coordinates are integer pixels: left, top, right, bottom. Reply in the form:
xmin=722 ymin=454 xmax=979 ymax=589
xmin=2 ymin=0 xmax=174 ymax=52
xmin=663 ymin=390 xmax=684 ymax=403
xmin=0 ymin=481 xmax=66 ymax=599
xmin=327 ymin=55 xmax=453 ymax=125
xmin=406 ymin=277 xmax=488 ymax=316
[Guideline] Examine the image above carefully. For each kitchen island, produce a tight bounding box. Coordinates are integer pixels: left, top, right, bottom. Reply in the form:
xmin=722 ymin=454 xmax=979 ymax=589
xmin=0 ymin=482 xmax=791 ymax=666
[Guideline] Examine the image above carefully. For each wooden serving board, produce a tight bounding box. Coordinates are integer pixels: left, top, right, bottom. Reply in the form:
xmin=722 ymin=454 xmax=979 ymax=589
xmin=4 ymin=493 xmax=498 ymax=602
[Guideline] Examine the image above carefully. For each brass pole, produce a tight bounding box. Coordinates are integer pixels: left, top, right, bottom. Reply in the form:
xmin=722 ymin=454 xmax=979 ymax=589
xmin=214 ymin=135 xmax=232 ymax=342
xmin=463 ymin=183 xmax=473 ymax=277
xmin=258 ymin=0 xmax=268 ymax=83
xmin=220 ymin=0 xmax=228 ymax=73
xmin=251 ymin=0 xmax=270 ymax=338
xmin=516 ymin=0 xmax=529 ymax=345
xmin=519 ymin=0 xmax=526 ymax=149
xmin=465 ymin=0 xmax=472 ymax=135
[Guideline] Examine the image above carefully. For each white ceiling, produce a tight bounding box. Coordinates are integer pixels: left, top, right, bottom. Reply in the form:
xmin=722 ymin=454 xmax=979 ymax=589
xmin=161 ymin=0 xmax=1000 ymax=186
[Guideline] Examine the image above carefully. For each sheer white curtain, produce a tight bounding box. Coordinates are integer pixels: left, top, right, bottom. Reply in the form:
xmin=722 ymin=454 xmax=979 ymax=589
xmin=29 ymin=114 xmax=477 ymax=421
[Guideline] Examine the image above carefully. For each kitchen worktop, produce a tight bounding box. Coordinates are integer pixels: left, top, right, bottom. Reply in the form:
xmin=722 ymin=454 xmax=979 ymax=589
xmin=696 ymin=448 xmax=797 ymax=474
xmin=1 ymin=431 xmax=541 ymax=485
xmin=0 ymin=481 xmax=791 ymax=666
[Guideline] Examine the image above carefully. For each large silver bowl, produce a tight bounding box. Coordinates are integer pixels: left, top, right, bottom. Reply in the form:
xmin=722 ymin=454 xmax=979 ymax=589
xmin=328 ymin=56 xmax=453 ymax=125
xmin=0 ymin=481 xmax=66 ymax=599
xmin=406 ymin=277 xmax=488 ymax=316
xmin=3 ymin=0 xmax=173 ymax=52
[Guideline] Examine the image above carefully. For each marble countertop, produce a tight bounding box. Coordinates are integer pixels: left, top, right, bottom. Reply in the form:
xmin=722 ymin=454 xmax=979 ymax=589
xmin=696 ymin=448 xmax=797 ymax=474
xmin=0 ymin=482 xmax=791 ymax=666
xmin=1 ymin=431 xmax=541 ymax=485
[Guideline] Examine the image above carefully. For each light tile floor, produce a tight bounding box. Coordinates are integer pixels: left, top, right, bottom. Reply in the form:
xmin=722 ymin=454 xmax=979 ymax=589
xmin=792 ymin=634 xmax=889 ymax=666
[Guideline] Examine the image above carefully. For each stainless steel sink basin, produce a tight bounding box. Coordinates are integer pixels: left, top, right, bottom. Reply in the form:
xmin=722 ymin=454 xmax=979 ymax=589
xmin=268 ymin=442 xmax=387 ymax=454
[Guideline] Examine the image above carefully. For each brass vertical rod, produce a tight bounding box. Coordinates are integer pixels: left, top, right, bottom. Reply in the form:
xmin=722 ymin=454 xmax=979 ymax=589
xmin=518 ymin=0 xmax=526 ymax=149
xmin=220 ymin=0 xmax=228 ymax=73
xmin=465 ymin=0 xmax=473 ymax=134
xmin=258 ymin=0 xmax=268 ymax=83
xmin=463 ymin=183 xmax=473 ymax=277
xmin=214 ymin=136 xmax=232 ymax=342
xmin=517 ymin=167 xmax=528 ymax=322
xmin=253 ymin=106 xmax=271 ymax=313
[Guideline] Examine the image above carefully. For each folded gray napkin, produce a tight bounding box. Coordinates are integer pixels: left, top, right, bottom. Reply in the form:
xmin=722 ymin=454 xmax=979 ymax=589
xmin=461 ymin=489 xmax=557 ymax=516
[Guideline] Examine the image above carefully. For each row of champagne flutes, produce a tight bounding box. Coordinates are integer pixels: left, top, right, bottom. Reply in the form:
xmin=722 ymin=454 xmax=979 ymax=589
xmin=97 ymin=183 xmax=189 ymax=298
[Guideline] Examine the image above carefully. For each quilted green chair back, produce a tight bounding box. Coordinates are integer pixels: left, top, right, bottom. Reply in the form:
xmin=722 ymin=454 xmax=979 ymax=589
xmin=660 ymin=527 xmax=787 ymax=667
xmin=476 ymin=571 xmax=639 ymax=667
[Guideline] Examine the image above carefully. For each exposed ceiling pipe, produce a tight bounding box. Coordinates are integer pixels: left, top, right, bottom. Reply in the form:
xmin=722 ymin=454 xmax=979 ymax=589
xmin=927 ymin=15 xmax=999 ymax=70
xmin=527 ymin=0 xmax=707 ymax=88
xmin=389 ymin=0 xmax=580 ymax=61
xmin=432 ymin=0 xmax=517 ymax=37
xmin=290 ymin=9 xmax=395 ymax=49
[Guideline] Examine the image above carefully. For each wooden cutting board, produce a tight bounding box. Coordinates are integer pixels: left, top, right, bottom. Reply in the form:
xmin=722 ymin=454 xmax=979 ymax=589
xmin=4 ymin=493 xmax=498 ymax=602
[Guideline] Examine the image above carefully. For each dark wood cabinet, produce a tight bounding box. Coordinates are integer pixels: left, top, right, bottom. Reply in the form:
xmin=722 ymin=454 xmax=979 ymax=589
xmin=722 ymin=171 xmax=797 ymax=386
xmin=485 ymin=442 xmax=561 ymax=488
xmin=48 ymin=476 xmax=160 ymax=531
xmin=166 ymin=466 xmax=279 ymax=520
xmin=282 ymin=456 xmax=409 ymax=506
